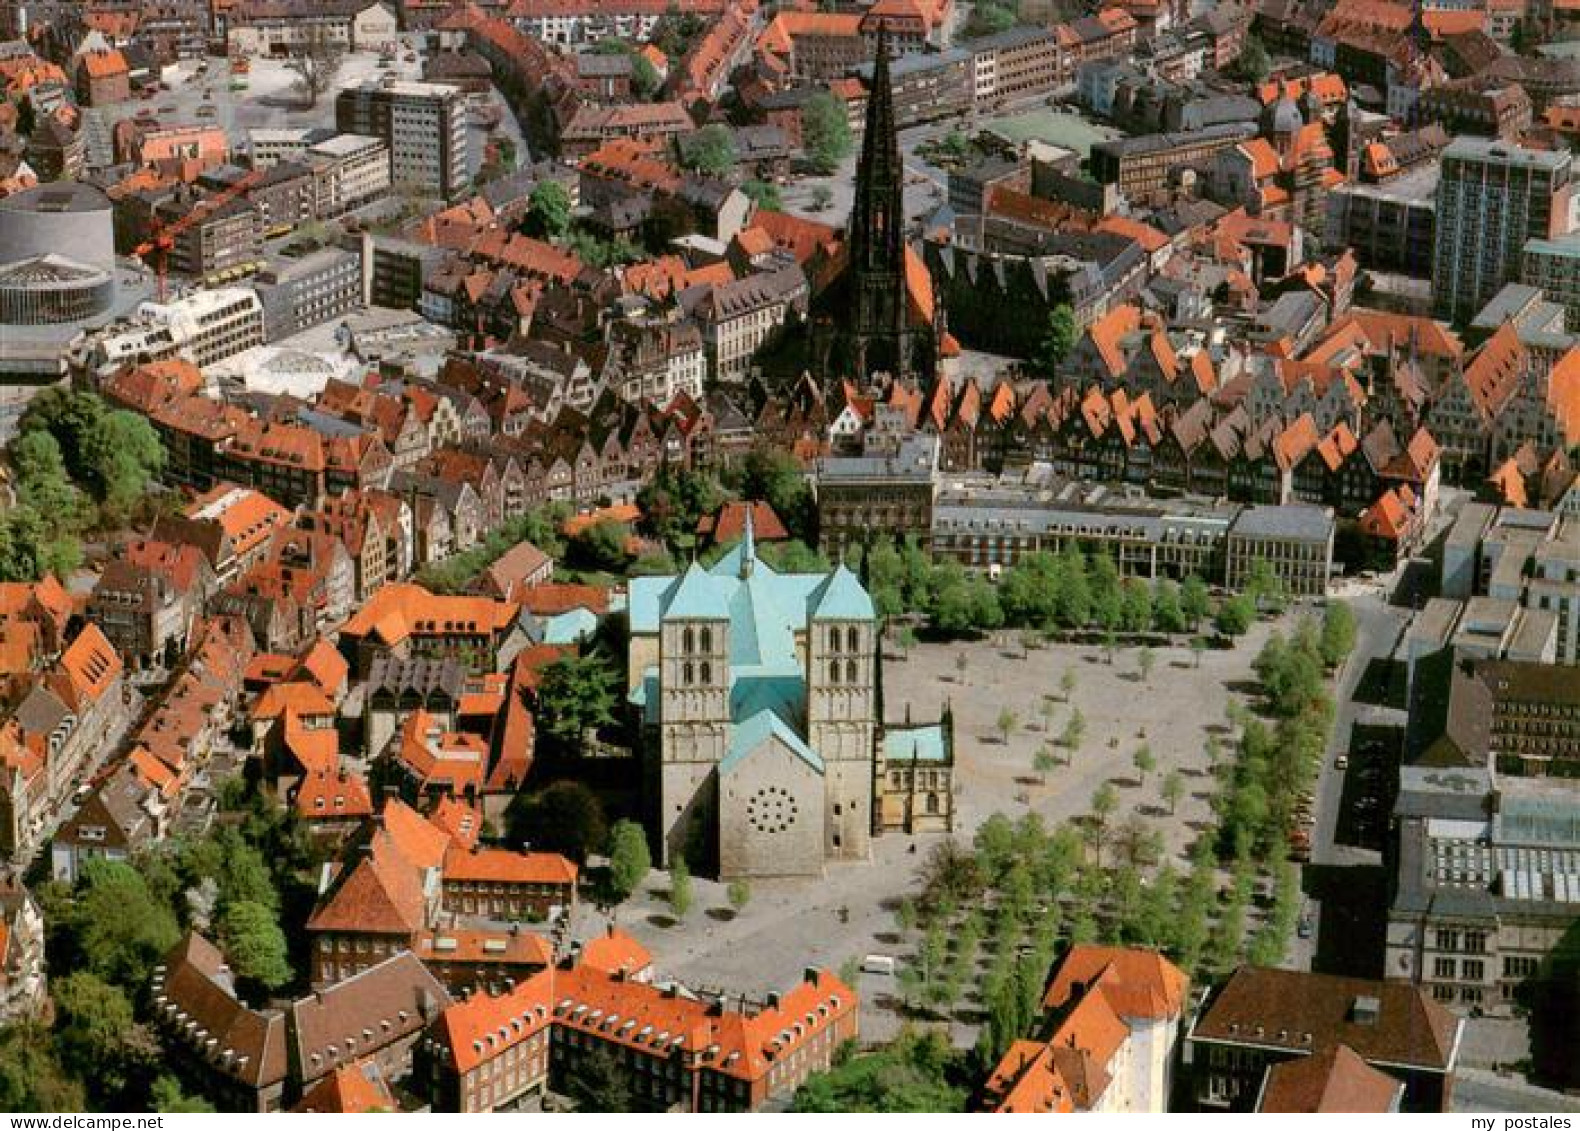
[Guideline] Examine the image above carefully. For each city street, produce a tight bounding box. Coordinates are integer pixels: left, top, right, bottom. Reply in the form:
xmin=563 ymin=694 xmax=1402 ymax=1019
xmin=1291 ymin=590 xmax=1409 ymax=976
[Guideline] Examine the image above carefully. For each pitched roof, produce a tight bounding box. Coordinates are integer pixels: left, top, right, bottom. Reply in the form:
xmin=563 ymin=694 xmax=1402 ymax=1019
xmin=1259 ymin=1044 xmax=1403 ymax=1112
xmin=293 ymin=1061 xmax=397 ymax=1114
xmin=1041 ymin=944 xmax=1190 ymax=1021
xmin=1193 ymin=967 xmax=1461 ymax=1072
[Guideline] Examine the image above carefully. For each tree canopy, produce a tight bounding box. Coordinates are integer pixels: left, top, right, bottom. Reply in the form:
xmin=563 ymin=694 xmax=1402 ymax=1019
xmin=802 ymin=92 xmax=853 ymax=174
xmin=794 ymin=1033 xmax=966 ymax=1112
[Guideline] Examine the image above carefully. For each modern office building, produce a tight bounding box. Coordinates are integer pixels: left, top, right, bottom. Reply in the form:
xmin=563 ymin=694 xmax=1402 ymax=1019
xmin=1432 ymin=139 xmax=1573 ymax=324
xmin=1521 ymin=232 xmax=1580 ymax=329
xmin=334 ymin=80 xmax=469 ymax=201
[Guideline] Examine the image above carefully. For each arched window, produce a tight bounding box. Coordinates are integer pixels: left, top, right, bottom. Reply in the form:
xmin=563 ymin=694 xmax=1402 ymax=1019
xmin=828 ymin=627 xmax=841 ymax=652
xmin=682 ymin=627 xmax=695 ymax=654
xmin=925 ymin=793 xmax=939 ymax=815
xmin=699 ymin=661 xmax=712 ymax=684
xmin=699 ymin=627 xmax=712 ymax=653
xmin=846 ymin=658 xmax=858 ymax=683
xmin=847 ymin=625 xmax=860 ymax=652
xmin=682 ymin=661 xmax=694 ymax=686
xmin=828 ymin=660 xmax=840 ymax=683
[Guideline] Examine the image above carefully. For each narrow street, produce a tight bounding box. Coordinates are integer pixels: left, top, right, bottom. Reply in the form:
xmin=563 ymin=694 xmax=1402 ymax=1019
xmin=1288 ymin=590 xmax=1408 ymax=975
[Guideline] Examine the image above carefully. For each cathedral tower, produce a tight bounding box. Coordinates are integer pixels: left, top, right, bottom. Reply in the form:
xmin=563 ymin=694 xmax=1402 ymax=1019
xmin=811 ymin=26 xmax=937 ymax=386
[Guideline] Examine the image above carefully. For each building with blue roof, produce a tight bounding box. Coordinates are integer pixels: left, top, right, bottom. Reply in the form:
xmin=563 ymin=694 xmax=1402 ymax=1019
xmin=626 ymin=512 xmax=885 ymax=878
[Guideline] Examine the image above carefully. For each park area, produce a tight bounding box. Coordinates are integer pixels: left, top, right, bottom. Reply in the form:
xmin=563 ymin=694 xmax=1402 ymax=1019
xmin=588 ymin=576 xmax=1357 ymax=1064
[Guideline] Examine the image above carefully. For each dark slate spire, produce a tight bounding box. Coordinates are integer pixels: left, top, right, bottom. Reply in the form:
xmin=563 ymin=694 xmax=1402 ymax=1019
xmin=845 ymin=24 xmax=908 ymax=380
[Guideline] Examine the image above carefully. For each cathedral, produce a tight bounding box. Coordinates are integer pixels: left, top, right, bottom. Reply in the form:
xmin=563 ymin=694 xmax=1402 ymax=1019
xmin=627 ymin=516 xmax=951 ymax=879
xmin=810 ymin=28 xmax=943 ymax=386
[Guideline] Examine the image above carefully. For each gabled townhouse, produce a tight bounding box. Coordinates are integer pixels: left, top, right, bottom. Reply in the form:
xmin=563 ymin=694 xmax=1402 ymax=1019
xmin=337 ymin=583 xmax=527 ymax=676
xmin=0 ymin=624 xmax=132 ymax=862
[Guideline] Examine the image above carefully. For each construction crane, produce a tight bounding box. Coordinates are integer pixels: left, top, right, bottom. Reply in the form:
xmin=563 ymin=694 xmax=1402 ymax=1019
xmin=132 ymin=167 xmax=265 ymax=302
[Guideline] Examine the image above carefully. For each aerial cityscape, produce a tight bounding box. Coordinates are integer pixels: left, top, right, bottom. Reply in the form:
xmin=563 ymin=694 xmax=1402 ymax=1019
xmin=0 ymin=0 xmax=1578 ymax=1114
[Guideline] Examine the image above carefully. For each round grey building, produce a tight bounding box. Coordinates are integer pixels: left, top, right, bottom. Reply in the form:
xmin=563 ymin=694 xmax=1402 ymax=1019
xmin=0 ymin=183 xmax=115 ymax=275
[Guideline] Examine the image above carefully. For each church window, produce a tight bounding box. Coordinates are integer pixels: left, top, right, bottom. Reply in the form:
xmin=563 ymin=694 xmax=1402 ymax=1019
xmin=846 ymin=659 xmax=857 ymax=683
xmin=925 ymin=793 xmax=939 ymax=815
xmin=683 ymin=627 xmax=695 ymax=654
xmin=828 ymin=627 xmax=841 ymax=652
xmin=699 ymin=627 xmax=712 ymax=652
xmin=699 ymin=661 xmax=712 ymax=684
xmin=682 ymin=661 xmax=694 ymax=685
xmin=829 ymin=660 xmax=840 ymax=683
xmin=847 ymin=626 xmax=860 ymax=652
xmin=746 ymin=786 xmax=800 ymax=835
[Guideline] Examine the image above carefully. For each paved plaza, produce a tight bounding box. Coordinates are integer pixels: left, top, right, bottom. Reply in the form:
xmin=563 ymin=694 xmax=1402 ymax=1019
xmin=574 ymin=616 xmax=1295 ymax=1042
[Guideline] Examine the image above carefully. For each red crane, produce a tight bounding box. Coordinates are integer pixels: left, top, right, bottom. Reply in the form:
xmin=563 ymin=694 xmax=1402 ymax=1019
xmin=132 ymin=167 xmax=265 ymax=302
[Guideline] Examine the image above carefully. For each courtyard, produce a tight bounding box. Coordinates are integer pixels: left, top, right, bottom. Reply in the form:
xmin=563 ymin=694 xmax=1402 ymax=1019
xmin=571 ymin=613 xmax=1297 ymax=1044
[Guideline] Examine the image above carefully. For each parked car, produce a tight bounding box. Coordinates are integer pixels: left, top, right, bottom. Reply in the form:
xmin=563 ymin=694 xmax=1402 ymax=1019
xmin=1335 ymin=754 xmax=1349 ymax=770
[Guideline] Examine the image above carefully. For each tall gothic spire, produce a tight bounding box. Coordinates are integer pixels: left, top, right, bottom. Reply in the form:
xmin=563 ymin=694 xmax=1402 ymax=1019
xmin=844 ymin=24 xmax=907 ymax=378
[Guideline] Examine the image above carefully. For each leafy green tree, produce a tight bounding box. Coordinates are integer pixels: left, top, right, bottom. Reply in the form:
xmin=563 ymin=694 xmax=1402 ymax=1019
xmin=507 ymin=780 xmax=608 ymax=864
xmin=794 ymin=1032 xmax=966 ymax=1112
xmin=1137 ymin=646 xmax=1155 ymax=684
xmin=1215 ymin=594 xmax=1255 ymax=638
xmin=727 ymin=878 xmax=751 ymax=912
xmin=220 ymin=900 xmax=293 ymax=990
xmin=1089 ymin=782 xmax=1119 ymax=860
xmin=1229 ymin=34 xmax=1271 ymax=82
xmin=1119 ymin=578 xmax=1152 ymax=633
xmin=526 ymin=181 xmax=572 ymax=239
xmin=734 ymin=447 xmax=814 ymax=541
xmin=18 ymin=386 xmax=106 ymax=484
xmin=636 ymin=464 xmax=724 ymax=548
xmin=151 ymin=1076 xmax=215 ymax=1113
xmin=1245 ymin=558 xmax=1286 ymax=613
xmin=0 ymin=1024 xmax=84 ymax=1111
xmin=1180 ymin=574 xmax=1211 ymax=628
xmin=70 ymin=858 xmax=180 ymax=989
xmin=568 ymin=519 xmax=634 ymax=573
xmin=606 ymin=820 xmax=651 ymax=901
xmin=53 ymin=973 xmax=154 ymax=1105
xmin=534 ymin=651 xmax=619 ymax=751
xmin=1132 ymin=743 xmax=1155 ymax=785
xmin=1033 ymin=743 xmax=1057 ymax=785
xmin=0 ymin=504 xmax=80 ymax=582
xmin=667 ymin=858 xmax=692 ymax=919
xmin=681 ymin=123 xmax=737 ymax=176
xmin=10 ymin=430 xmax=90 ymax=537
xmin=741 ymin=179 xmax=783 ymax=211
xmin=1060 ymin=708 xmax=1085 ymax=757
xmin=84 ymin=409 xmax=165 ymax=515
xmin=1162 ymin=768 xmax=1185 ymax=815
xmin=1152 ymin=580 xmax=1186 ymax=633
xmin=1060 ymin=666 xmax=1077 ymax=701
xmin=1320 ymin=601 xmax=1357 ymax=669
xmin=967 ymin=0 xmax=1016 ymax=34
xmin=802 ymin=91 xmax=853 ymax=174
xmin=631 ymin=51 xmax=661 ymax=97
xmin=996 ymin=707 xmax=1018 ymax=746
xmin=811 ymin=185 xmax=835 ymax=211
xmin=1053 ymin=544 xmax=1091 ymax=628
xmin=565 ymin=1045 xmax=634 ymax=1111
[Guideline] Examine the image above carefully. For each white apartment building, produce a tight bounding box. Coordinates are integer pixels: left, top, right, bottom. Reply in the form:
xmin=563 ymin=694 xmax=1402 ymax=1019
xmin=307 ymin=133 xmax=391 ymax=216
xmin=685 ymin=264 xmax=808 ymax=382
xmin=83 ymin=288 xmax=264 ymax=377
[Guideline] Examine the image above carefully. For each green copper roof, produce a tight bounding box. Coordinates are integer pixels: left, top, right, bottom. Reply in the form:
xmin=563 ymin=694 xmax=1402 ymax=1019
xmin=884 ymin=724 xmax=949 ymax=763
xmin=720 ymin=708 xmax=824 ymax=776
xmin=661 ymin=561 xmax=730 ymax=621
xmin=808 ymin=564 xmax=875 ymax=621
xmin=730 ymin=673 xmax=805 ymax=730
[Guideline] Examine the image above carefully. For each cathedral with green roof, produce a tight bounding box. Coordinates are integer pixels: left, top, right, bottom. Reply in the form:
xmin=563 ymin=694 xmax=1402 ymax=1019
xmin=627 ymin=513 xmax=891 ymax=879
